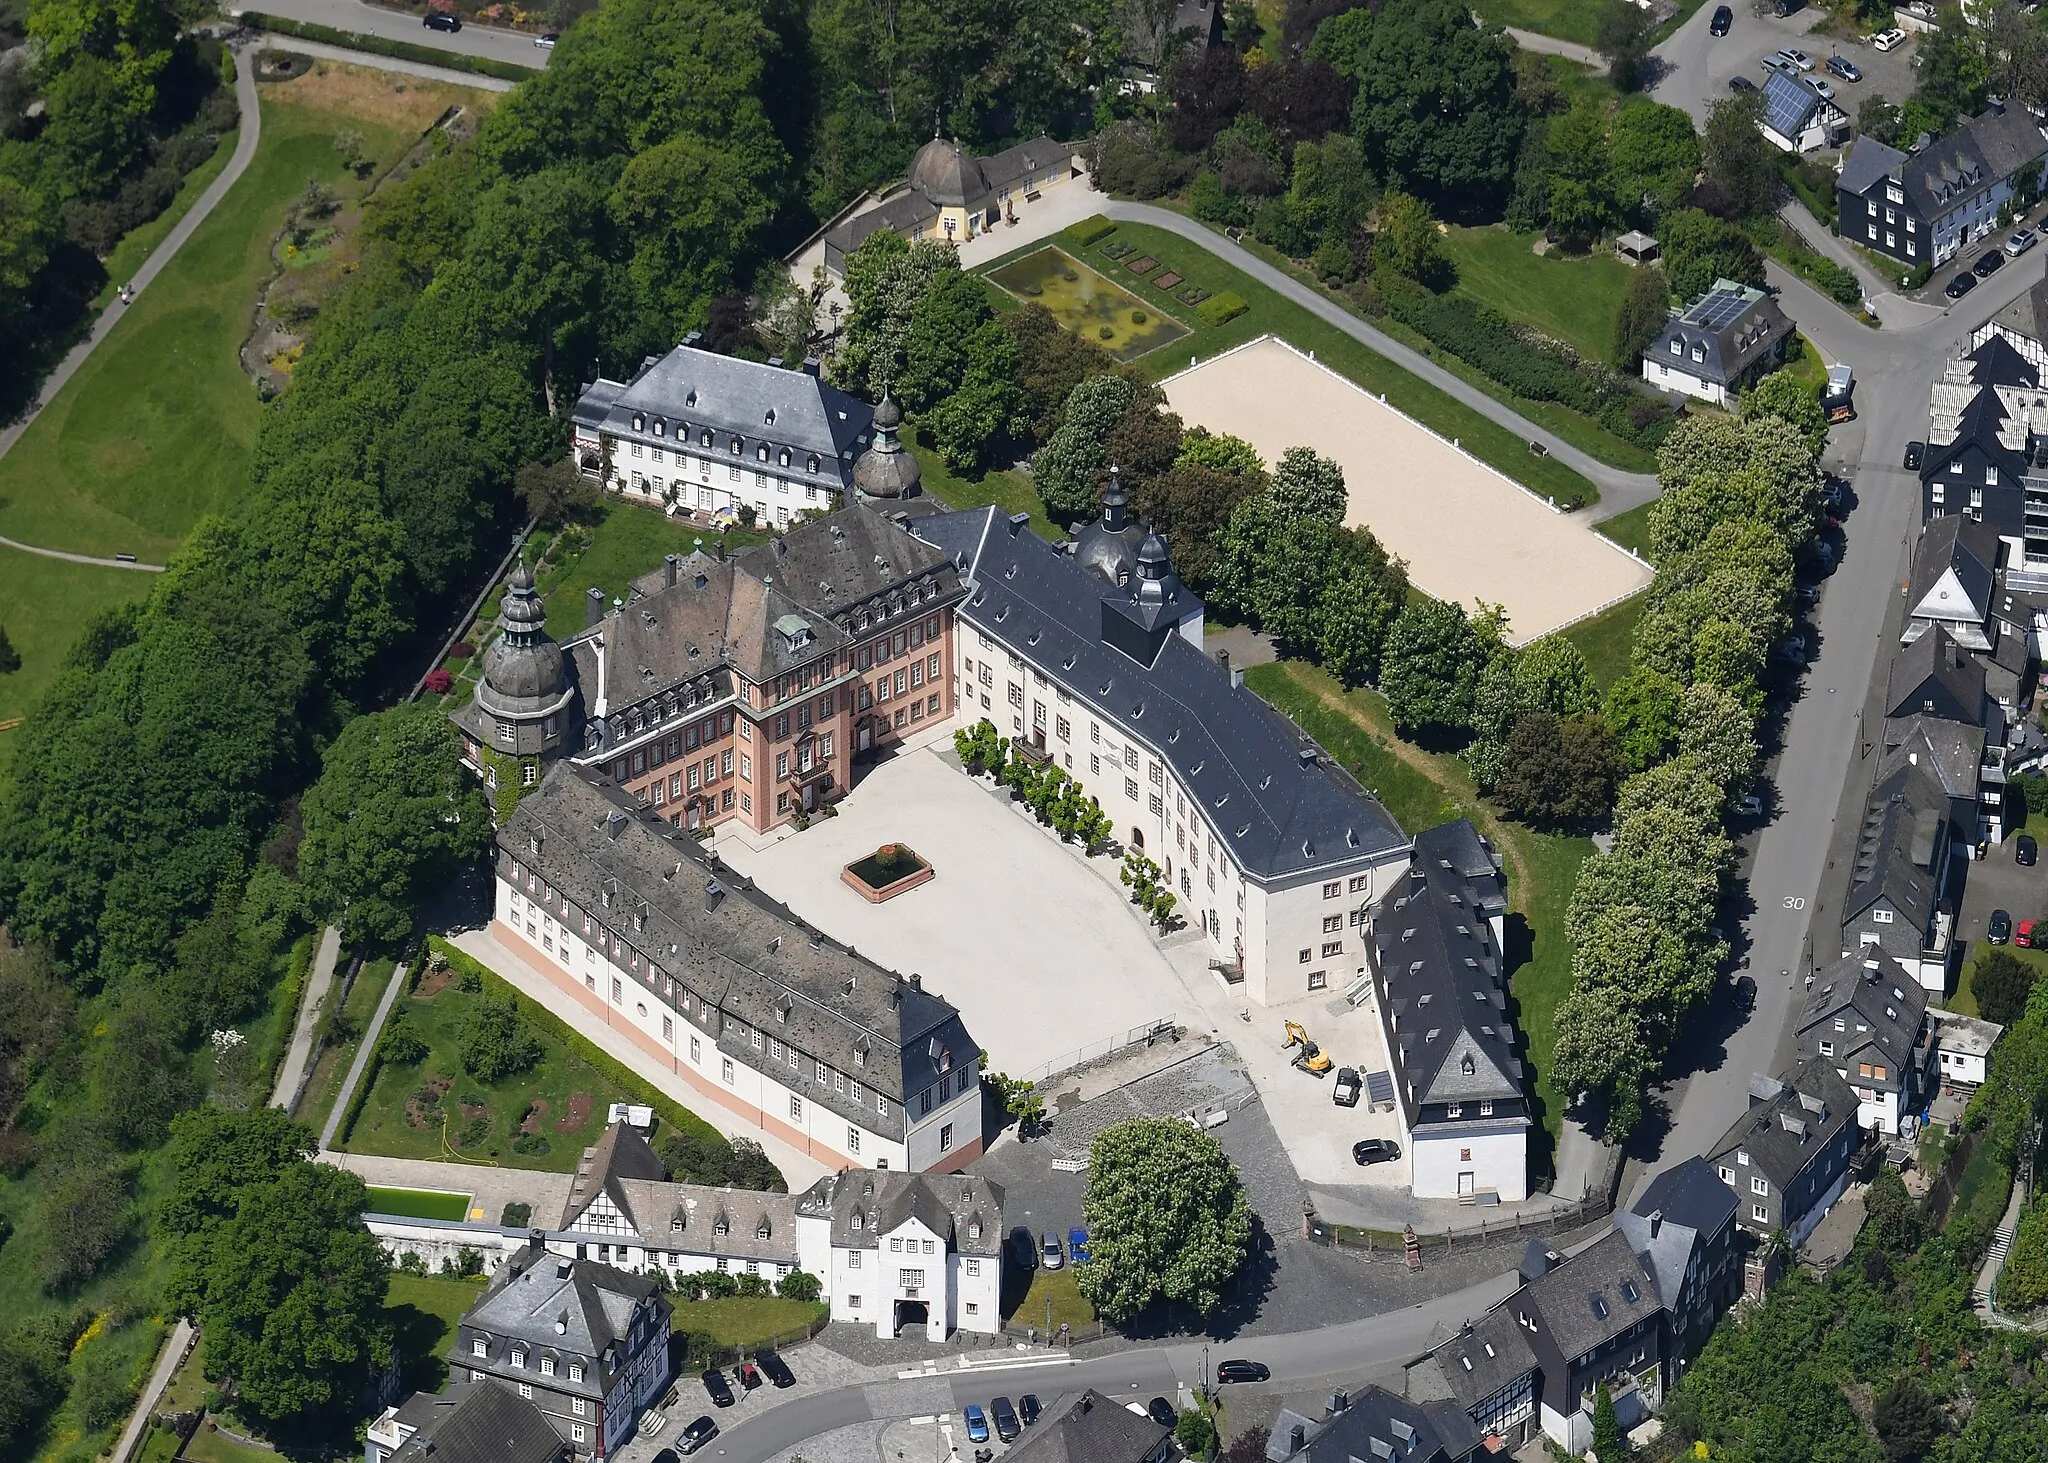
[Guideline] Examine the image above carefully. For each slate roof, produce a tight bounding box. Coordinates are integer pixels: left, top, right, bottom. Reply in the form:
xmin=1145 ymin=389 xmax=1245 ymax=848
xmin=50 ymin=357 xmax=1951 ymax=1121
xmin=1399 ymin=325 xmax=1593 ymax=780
xmin=385 ymin=1387 xmax=567 ymax=1463
xmin=1797 ymin=949 xmax=1929 ymax=1098
xmin=1370 ymin=821 xmax=1523 ymax=1118
xmin=498 ymin=768 xmax=976 ymax=1120
xmin=793 ymin=1169 xmax=1004 ymax=1255
xmin=1006 ymin=1389 xmax=1173 ymax=1463
xmin=1431 ymin=1306 xmax=1538 ymax=1413
xmin=1706 ymin=1057 xmax=1858 ymax=1194
xmin=1842 ymin=754 xmax=1950 ymax=930
xmin=973 ymin=135 xmax=1072 ymax=193
xmin=1646 ymin=278 xmax=1793 ymax=386
xmin=1876 ymin=717 xmax=1984 ymax=811
xmin=730 ymin=505 xmax=962 ymax=630
xmin=1266 ymin=1384 xmax=1481 ymax=1463
xmin=460 ymin=1244 xmax=667 ymax=1399
xmin=1922 ymin=379 xmax=2029 ymax=478
xmin=1514 ymin=1228 xmax=1663 ymax=1367
xmin=1611 ymin=1208 xmax=1695 ymax=1317
xmin=910 ymin=507 xmax=1406 ymax=882
xmin=1983 ymin=277 xmax=2048 ymax=359
xmin=1907 ymin=513 xmax=2000 ymax=627
xmin=573 ymin=344 xmax=873 ymax=480
xmin=1966 ymin=332 xmax=2042 ymax=388
xmin=1884 ymin=626 xmax=1988 ymax=725
xmin=558 ymin=1124 xmax=800 ymax=1260
xmin=1837 ymin=134 xmax=1909 ymax=198
xmin=1896 ymin=103 xmax=2048 ymax=220
xmin=1630 ymin=1155 xmax=1738 ymax=1243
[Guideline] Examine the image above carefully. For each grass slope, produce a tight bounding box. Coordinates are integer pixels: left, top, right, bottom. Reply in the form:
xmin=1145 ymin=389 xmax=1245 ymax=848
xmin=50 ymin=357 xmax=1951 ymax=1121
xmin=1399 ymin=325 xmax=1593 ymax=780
xmin=538 ymin=503 xmax=768 ymax=642
xmin=1560 ymin=590 xmax=1647 ymax=691
xmin=1244 ymin=660 xmax=1593 ymax=1164
xmin=386 ymin=1272 xmax=489 ymax=1394
xmin=671 ymin=1296 xmax=827 ymax=1348
xmin=1441 ymin=225 xmax=1634 ymax=364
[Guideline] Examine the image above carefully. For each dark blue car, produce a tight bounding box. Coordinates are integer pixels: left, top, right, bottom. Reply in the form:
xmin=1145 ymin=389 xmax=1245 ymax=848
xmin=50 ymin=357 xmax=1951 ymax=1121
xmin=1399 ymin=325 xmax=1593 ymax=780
xmin=964 ymin=1405 xmax=989 ymax=1443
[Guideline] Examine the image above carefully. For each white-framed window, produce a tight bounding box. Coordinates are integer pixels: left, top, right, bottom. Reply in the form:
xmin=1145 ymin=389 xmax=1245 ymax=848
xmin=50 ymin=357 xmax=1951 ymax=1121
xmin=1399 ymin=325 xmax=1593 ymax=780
xmin=571 ymin=1425 xmax=587 ymax=1444
xmin=472 ymin=1339 xmax=487 ymax=1358
xmin=572 ymin=1399 xmax=586 ymax=1417
xmin=540 ymin=1357 xmax=554 ymax=1376
xmin=1872 ymin=909 xmax=1895 ymax=924
xmin=1751 ymin=1175 xmax=1769 ymax=1196
xmin=568 ymin=1363 xmax=584 ymax=1382
xmin=519 ymin=1383 xmax=533 ymax=1399
xmin=965 ymin=1259 xmax=980 ymax=1276
xmin=1753 ymin=1205 xmax=1768 ymax=1223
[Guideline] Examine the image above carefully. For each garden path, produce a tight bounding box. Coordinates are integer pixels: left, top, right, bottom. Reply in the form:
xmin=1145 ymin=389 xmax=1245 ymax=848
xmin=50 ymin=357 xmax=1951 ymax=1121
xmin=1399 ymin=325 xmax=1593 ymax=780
xmin=320 ymin=955 xmax=409 ymax=1148
xmin=108 ymin=1319 xmax=195 ymax=1463
xmin=271 ymin=924 xmax=342 ymax=1110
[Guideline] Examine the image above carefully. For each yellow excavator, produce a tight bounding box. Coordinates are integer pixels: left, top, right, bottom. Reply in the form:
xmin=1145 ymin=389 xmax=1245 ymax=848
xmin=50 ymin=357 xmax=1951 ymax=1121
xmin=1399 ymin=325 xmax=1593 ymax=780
xmin=1283 ymin=1020 xmax=1332 ymax=1076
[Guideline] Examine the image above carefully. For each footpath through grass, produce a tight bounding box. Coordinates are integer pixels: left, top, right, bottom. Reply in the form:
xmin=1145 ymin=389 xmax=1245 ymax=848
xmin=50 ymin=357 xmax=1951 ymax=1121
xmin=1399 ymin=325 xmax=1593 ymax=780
xmin=1245 ymin=659 xmax=1594 ymax=1165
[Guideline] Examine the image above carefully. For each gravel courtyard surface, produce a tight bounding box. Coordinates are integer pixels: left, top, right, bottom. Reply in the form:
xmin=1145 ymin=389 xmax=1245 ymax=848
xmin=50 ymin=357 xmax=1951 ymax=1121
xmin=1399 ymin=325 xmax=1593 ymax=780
xmin=1160 ymin=336 xmax=1651 ymax=642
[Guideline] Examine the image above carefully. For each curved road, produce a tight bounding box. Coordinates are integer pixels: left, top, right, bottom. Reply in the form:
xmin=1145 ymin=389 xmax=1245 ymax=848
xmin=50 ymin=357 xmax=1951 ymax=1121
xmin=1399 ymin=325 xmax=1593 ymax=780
xmin=1098 ymin=201 xmax=1665 ymax=518
xmin=704 ymin=1269 xmax=1519 ymax=1462
xmin=0 ymin=39 xmax=265 ymax=571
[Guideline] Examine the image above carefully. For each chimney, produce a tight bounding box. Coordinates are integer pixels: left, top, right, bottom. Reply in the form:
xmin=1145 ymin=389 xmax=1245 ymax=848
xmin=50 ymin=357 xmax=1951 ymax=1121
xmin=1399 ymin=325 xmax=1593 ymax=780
xmin=1649 ymin=1209 xmax=1662 ymax=1238
xmin=587 ymin=586 xmax=605 ymax=627
xmin=1299 ymin=747 xmax=1317 ymax=768
xmin=802 ymin=356 xmax=821 ymax=376
xmin=1216 ymin=648 xmax=1230 ymax=675
xmin=664 ymin=553 xmax=680 ymax=588
xmin=1288 ymin=1423 xmax=1306 ymax=1454
xmin=1008 ymin=512 xmax=1031 ymax=536
xmin=1328 ymin=1390 xmax=1349 ymax=1413
xmin=910 ymin=972 xmax=921 ymax=989
xmin=1232 ymin=665 xmax=1245 ymax=690
xmin=704 ymin=879 xmax=725 ymax=913
xmin=683 ymin=330 xmax=703 ymax=349
xmin=768 ymin=356 xmax=785 ymax=369
xmin=714 ymin=539 xmax=727 ymax=562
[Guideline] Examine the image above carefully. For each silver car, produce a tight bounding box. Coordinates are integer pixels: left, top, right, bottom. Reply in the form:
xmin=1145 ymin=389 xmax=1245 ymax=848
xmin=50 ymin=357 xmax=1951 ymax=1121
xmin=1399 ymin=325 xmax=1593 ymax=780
xmin=1778 ymin=47 xmax=1815 ymax=71
xmin=1804 ymin=74 xmax=1836 ymax=102
xmin=1041 ymin=1231 xmax=1064 ymax=1270
xmin=2008 ymin=228 xmax=2039 ymax=257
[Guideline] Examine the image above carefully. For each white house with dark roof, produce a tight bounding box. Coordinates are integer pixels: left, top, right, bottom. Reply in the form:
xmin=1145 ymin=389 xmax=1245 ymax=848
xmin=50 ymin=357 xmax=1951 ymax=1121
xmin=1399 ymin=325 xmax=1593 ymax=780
xmin=1755 ymin=69 xmax=1848 ymax=153
xmin=1362 ymin=820 xmax=1529 ymax=1202
xmin=1640 ymin=278 xmax=1794 ymax=407
xmin=571 ymin=339 xmax=874 ymax=528
xmin=1838 ymin=101 xmax=2048 ymax=268
xmin=1795 ymin=950 xmax=1936 ymax=1136
xmin=795 ymin=1167 xmax=1004 ymax=1340
xmin=908 ymin=501 xmax=1411 ymax=1007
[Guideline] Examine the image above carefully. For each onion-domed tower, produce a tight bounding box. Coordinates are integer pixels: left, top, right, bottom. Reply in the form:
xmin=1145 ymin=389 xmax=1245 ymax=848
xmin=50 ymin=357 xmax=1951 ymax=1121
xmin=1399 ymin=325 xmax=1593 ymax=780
xmin=852 ymin=392 xmax=922 ymax=499
xmin=454 ymin=562 xmax=575 ymax=787
xmin=1073 ymin=467 xmax=1145 ymax=586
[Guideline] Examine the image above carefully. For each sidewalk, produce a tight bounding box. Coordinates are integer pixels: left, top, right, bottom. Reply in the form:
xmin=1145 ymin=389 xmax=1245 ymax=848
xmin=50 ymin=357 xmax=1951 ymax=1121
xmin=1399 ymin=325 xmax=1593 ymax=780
xmin=321 ymin=1148 xmax=574 ymax=1225
xmin=109 ymin=1319 xmax=194 ymax=1463
xmin=319 ymin=957 xmax=408 ymax=1149
xmin=271 ymin=924 xmax=341 ymax=1110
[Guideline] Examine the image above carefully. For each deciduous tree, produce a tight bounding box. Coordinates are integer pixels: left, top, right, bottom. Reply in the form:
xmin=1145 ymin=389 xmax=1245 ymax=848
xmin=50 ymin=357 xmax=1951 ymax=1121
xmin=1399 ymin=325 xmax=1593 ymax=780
xmin=1596 ymin=1 xmax=1655 ymax=91
xmin=1034 ymin=375 xmax=1136 ymax=521
xmin=1974 ymin=949 xmax=2040 ymax=1028
xmin=1380 ymin=598 xmax=1486 ymax=738
xmin=1612 ymin=262 xmax=1671 ymax=369
xmin=1347 ymin=0 xmax=1525 ymax=213
xmin=1603 ymin=664 xmax=1682 ymax=772
xmin=1078 ymin=1118 xmax=1252 ymax=1324
xmin=458 ymin=988 xmax=542 ymax=1083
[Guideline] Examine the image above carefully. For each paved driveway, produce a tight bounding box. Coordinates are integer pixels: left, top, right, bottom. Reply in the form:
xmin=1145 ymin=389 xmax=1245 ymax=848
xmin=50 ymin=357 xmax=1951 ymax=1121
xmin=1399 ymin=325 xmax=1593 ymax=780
xmin=1649 ymin=5 xmax=1913 ymax=125
xmin=713 ymin=744 xmax=1209 ymax=1080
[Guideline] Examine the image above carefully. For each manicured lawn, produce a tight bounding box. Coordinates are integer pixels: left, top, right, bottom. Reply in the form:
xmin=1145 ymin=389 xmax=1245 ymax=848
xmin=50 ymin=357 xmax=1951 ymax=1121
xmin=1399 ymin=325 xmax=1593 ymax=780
xmin=537 ymin=501 xmax=768 ymax=642
xmin=1596 ymin=500 xmax=1656 ymax=561
xmin=94 ymin=130 xmax=239 ymax=310
xmin=987 ymin=246 xmax=1190 ymax=360
xmin=1006 ymin=1266 xmax=1097 ymax=1331
xmin=1950 ymin=943 xmax=2048 ymax=1019
xmin=906 ymin=425 xmax=1059 ymax=540
xmin=387 ymin=1271 xmax=489 ymax=1392
xmin=1244 ymin=660 xmax=1595 ymax=1162
xmin=342 ymin=940 xmax=726 ymax=1171
xmin=1441 ymin=226 xmax=1635 ymax=364
xmin=670 ymin=1296 xmax=827 ymax=1347
xmin=990 ymin=218 xmax=1601 ymax=509
xmin=366 ymin=1185 xmax=474 ymax=1220
xmin=294 ymin=956 xmax=397 ymax=1132
xmin=182 ymin=1425 xmax=280 ymax=1463
xmin=1560 ymin=590 xmax=1647 ymax=690
xmin=0 ymin=550 xmax=156 ymax=727
xmin=1470 ymin=0 xmax=1606 ymax=44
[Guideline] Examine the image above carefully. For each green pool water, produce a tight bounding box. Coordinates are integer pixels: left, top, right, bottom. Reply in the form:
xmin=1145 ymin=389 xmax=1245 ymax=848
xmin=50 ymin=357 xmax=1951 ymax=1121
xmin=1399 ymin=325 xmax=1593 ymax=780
xmin=846 ymin=845 xmax=931 ymax=890
xmin=986 ymin=247 xmax=1191 ymax=362
xmin=366 ymin=1185 xmax=474 ymax=1221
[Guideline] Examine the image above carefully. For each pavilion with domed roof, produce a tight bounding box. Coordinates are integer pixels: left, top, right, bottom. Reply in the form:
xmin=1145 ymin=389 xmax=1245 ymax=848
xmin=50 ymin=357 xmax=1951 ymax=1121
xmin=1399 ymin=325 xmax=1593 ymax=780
xmin=821 ymin=129 xmax=1084 ymax=274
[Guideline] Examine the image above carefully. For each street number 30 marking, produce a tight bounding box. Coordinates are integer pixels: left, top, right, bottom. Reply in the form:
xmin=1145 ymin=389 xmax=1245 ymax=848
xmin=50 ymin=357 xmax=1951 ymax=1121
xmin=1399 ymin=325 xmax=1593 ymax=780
xmin=1783 ymin=897 xmax=1806 ymax=909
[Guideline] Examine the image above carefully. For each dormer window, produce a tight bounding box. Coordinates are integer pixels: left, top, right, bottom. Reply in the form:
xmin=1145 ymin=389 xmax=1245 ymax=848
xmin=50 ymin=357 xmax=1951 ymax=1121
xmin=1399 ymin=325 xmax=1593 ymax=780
xmin=1669 ymin=338 xmax=1682 ymax=355
xmin=632 ymin=413 xmax=645 ymax=431
xmin=511 ymin=1348 xmax=527 ymax=1369
xmin=701 ymin=429 xmax=714 ymax=447
xmin=731 ymin=438 xmax=744 ymax=456
xmin=779 ymin=448 xmax=791 ymax=467
xmin=758 ymin=443 xmax=770 ymax=462
xmin=653 ymin=417 xmax=666 ymax=437
xmin=568 ymin=1363 xmax=584 ymax=1383
xmin=806 ymin=453 xmax=820 ymax=473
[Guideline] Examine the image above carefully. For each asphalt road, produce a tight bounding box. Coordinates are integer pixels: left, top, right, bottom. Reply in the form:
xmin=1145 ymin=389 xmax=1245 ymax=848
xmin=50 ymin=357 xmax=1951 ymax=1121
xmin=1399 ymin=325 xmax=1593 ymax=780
xmin=698 ymin=1269 xmax=1519 ymax=1462
xmin=1646 ymin=4 xmax=1914 ymax=126
xmin=230 ymin=0 xmax=549 ymax=68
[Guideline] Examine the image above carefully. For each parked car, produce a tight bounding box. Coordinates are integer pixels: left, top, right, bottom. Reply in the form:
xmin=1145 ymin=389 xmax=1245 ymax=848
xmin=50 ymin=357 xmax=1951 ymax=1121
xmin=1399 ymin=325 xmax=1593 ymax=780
xmin=534 ymin=32 xmax=559 ymax=46
xmin=2020 ymin=918 xmax=2040 ymax=949
xmin=1873 ymin=27 xmax=1907 ymax=51
xmin=1991 ymin=909 xmax=2014 ymax=945
xmin=2019 ymin=834 xmax=2039 ymax=866
xmin=1729 ymin=74 xmax=1759 ymax=93
xmin=735 ymin=1362 xmax=762 ymax=1392
xmin=1778 ymin=47 xmax=1815 ymax=71
xmin=1761 ymin=53 xmax=1796 ymax=76
xmin=1948 ymin=271 xmax=1979 ymax=299
xmin=678 ymin=1418 xmax=720 ymax=1457
xmin=1352 ymin=1138 xmax=1401 ymax=1165
xmin=1827 ymin=54 xmax=1863 ymax=81
xmin=2009 ymin=228 xmax=2040 ymax=257
xmin=1216 ymin=1359 xmax=1271 ymax=1383
xmin=964 ymin=1405 xmax=990 ymax=1444
xmin=702 ymin=1369 xmax=734 ymax=1407
xmin=1904 ymin=440 xmax=1925 ymax=469
xmin=1733 ymin=974 xmax=1758 ymax=1014
xmin=1021 ymin=1394 xmax=1041 ymax=1426
xmin=1737 ymin=793 xmax=1764 ymax=817
xmin=1804 ymin=74 xmax=1836 ymax=101
xmin=654 ymin=1451 xmax=680 ymax=1463
xmin=423 ymin=11 xmax=461 ymax=30
xmin=1068 ymin=1227 xmax=1090 ymax=1264
xmin=1977 ymin=249 xmax=2008 ymax=278
xmin=992 ymin=1397 xmax=1021 ymax=1442
xmin=1774 ymin=634 xmax=1806 ymax=663
xmin=1041 ymin=1232 xmax=1064 ymax=1270
xmin=1711 ymin=4 xmax=1733 ymax=34
xmin=1332 ymin=1066 xmax=1361 ymax=1107
xmin=755 ymin=1350 xmax=795 ymax=1388
xmin=1147 ymin=1398 xmax=1179 ymax=1428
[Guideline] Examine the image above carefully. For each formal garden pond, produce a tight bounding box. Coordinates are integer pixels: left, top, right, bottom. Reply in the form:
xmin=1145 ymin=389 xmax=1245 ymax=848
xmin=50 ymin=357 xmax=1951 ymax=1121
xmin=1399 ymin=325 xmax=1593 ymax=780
xmin=986 ymin=246 xmax=1190 ymax=361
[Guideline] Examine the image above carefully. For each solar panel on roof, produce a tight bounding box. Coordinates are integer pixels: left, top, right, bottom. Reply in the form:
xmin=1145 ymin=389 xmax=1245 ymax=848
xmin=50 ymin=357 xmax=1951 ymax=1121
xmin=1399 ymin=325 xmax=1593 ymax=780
xmin=1762 ymin=72 xmax=1816 ymax=140
xmin=1689 ymin=291 xmax=1751 ymax=329
xmin=1365 ymin=1069 xmax=1395 ymax=1104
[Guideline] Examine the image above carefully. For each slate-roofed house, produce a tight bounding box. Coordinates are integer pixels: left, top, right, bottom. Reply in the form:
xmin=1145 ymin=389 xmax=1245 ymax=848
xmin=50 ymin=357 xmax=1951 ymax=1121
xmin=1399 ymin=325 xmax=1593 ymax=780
xmin=794 ymin=1167 xmax=1004 ymax=1339
xmin=909 ymin=504 xmax=1411 ymax=1008
xmin=1904 ymin=514 xmax=2003 ymax=650
xmin=1877 ymin=716 xmax=1995 ymax=850
xmin=572 ymin=339 xmax=873 ymax=528
xmin=1921 ymin=366 xmax=2033 ymax=528
xmin=1795 ymin=950 xmax=1936 ymax=1136
xmin=1422 ymin=1308 xmax=1540 ymax=1450
xmin=494 ymin=768 xmax=984 ymax=1174
xmin=1509 ymin=1228 xmax=1668 ymax=1454
xmin=454 ymin=1243 xmax=671 ymax=1460
xmin=820 ymin=132 xmax=1083 ymax=272
xmin=1623 ymin=1156 xmax=1741 ymax=1364
xmin=1971 ymin=275 xmax=2048 ymax=377
xmin=1756 ymin=69 xmax=1849 ymax=153
xmin=1640 ymin=277 xmax=1794 ymax=407
xmin=1004 ymin=1389 xmax=1175 ymax=1463
xmin=1838 ymin=755 xmax=1955 ymax=992
xmin=1838 ymin=101 xmax=2048 ymax=267
xmin=455 ymin=502 xmax=970 ymax=834
xmin=1264 ymin=1384 xmax=1482 ymax=1463
xmin=1362 ymin=820 xmax=1530 ymax=1202
xmin=1706 ymin=1057 xmax=1861 ymax=1246
xmin=366 ymin=1385 xmax=569 ymax=1463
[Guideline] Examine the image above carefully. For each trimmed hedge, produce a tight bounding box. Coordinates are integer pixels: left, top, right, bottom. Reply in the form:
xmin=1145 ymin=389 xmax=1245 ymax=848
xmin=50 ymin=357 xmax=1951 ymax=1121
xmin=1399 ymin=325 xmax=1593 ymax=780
xmin=1197 ymin=290 xmax=1248 ymax=326
xmin=1070 ymin=214 xmax=1117 ymax=247
xmin=239 ymin=11 xmax=537 ymax=82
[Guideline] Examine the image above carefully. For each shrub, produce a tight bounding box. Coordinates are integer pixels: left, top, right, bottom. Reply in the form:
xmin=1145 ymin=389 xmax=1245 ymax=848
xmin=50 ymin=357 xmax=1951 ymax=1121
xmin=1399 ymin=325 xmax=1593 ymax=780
xmin=380 ymin=1014 xmax=428 ymax=1066
xmin=501 ymin=1202 xmax=531 ymax=1227
xmin=423 ymin=668 xmax=453 ymax=695
xmin=510 ymin=1133 xmax=551 ymax=1156
xmin=1132 ymin=310 xmax=1147 ymax=324
xmin=1071 ymin=216 xmax=1117 ymax=246
xmin=777 ymin=1269 xmax=822 ymax=1302
xmin=457 ymin=990 xmax=541 ymax=1082
xmin=1099 ymin=325 xmax=1115 ymax=339
xmin=1197 ymin=292 xmax=1249 ymax=326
